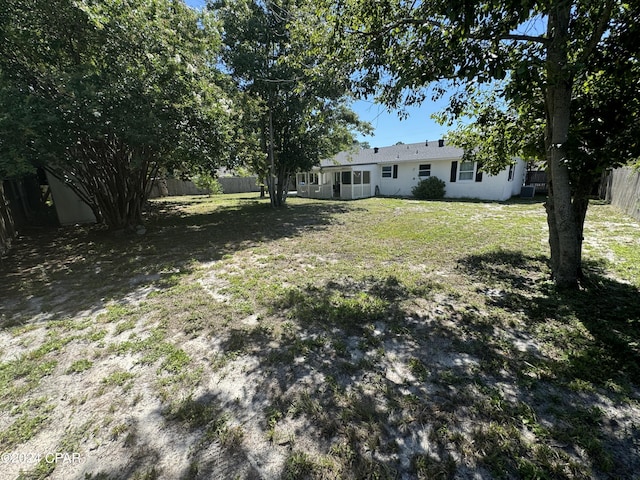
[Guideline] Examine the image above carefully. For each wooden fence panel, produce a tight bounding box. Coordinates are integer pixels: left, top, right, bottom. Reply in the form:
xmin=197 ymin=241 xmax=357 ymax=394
xmin=149 ymin=177 xmax=261 ymax=198
xmin=606 ymin=167 xmax=640 ymax=221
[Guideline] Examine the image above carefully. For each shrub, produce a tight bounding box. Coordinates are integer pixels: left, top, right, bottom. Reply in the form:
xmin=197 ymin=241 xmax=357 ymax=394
xmin=412 ymin=177 xmax=446 ymax=200
xmin=192 ymin=174 xmax=224 ymax=195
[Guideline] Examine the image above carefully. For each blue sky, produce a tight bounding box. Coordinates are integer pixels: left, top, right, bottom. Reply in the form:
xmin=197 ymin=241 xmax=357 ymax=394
xmin=184 ymin=0 xmax=451 ymax=147
xmin=351 ymin=98 xmax=450 ymax=147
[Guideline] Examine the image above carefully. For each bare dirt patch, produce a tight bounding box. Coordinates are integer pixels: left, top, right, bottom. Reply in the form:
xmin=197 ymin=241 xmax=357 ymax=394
xmin=1 ymin=195 xmax=639 ymax=479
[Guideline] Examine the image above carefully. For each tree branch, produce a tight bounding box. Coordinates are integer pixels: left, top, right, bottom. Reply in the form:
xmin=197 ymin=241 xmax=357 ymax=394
xmin=346 ymin=17 xmax=441 ymax=37
xmin=497 ymin=33 xmax=548 ymax=44
xmin=348 ymin=16 xmax=548 ymax=46
xmin=577 ymin=0 xmax=614 ymax=66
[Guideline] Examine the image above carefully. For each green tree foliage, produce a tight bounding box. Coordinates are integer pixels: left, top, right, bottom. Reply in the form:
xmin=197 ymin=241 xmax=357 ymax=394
xmin=211 ymin=0 xmax=371 ymax=207
xmin=0 ymin=0 xmax=232 ymax=230
xmin=192 ymin=173 xmax=224 ymax=195
xmin=323 ymin=0 xmax=639 ymax=288
xmin=440 ymin=2 xmax=640 ymax=281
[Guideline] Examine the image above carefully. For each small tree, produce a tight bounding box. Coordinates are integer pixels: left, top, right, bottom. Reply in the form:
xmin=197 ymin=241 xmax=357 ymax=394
xmin=412 ymin=177 xmax=446 ymax=200
xmin=192 ymin=174 xmax=224 ymax=196
xmin=212 ymin=0 xmax=371 ymax=207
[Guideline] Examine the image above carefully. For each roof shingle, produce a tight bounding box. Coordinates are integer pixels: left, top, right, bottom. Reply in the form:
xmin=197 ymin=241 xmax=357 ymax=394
xmin=321 ymin=141 xmax=464 ymax=167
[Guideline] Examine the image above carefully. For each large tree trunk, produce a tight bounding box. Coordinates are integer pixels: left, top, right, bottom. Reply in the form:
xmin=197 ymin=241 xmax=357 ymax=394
xmin=265 ymin=105 xmax=290 ymax=208
xmin=50 ymin=136 xmax=155 ymax=231
xmin=266 ymin=168 xmax=289 ymax=207
xmin=0 ymin=181 xmax=16 ymax=256
xmin=545 ymin=1 xmax=582 ymax=289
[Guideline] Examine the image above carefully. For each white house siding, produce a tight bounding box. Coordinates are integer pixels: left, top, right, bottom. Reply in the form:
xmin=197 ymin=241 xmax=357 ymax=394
xmin=447 ymin=167 xmax=504 ymax=201
xmin=377 ymin=160 xmax=454 ymax=197
xmin=46 ymin=171 xmax=97 ymax=225
xmin=298 ymin=142 xmax=526 ymax=202
xmin=341 ymin=183 xmax=372 ymax=199
xmin=378 ymin=159 xmax=527 ymax=201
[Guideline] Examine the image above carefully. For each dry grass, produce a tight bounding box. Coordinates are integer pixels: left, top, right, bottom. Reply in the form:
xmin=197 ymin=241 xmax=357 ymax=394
xmin=1 ymin=193 xmax=639 ymax=479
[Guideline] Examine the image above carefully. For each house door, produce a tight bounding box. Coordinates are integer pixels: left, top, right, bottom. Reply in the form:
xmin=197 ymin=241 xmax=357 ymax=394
xmin=333 ymin=172 xmax=341 ymax=198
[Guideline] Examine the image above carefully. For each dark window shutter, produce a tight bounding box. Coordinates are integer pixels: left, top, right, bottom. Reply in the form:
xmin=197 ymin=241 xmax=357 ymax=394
xmin=392 ymin=165 xmax=398 ymax=178
xmin=450 ymin=161 xmax=458 ymax=182
xmin=475 ymin=167 xmax=483 ymax=182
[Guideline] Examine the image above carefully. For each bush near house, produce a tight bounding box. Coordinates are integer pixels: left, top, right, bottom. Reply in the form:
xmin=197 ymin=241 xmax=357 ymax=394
xmin=412 ymin=176 xmax=446 ymax=199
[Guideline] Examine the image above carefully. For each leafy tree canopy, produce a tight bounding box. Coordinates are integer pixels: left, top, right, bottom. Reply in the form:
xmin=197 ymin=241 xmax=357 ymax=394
xmin=321 ymin=0 xmax=640 ymax=288
xmin=211 ymin=0 xmax=371 ymax=207
xmin=0 ymin=0 xmax=233 ymax=229
xmin=439 ymin=2 xmax=640 ymax=179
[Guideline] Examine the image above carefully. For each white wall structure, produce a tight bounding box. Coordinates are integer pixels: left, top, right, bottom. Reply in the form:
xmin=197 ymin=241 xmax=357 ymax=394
xmin=46 ymin=172 xmax=97 ymax=225
xmin=297 ymin=141 xmax=525 ymax=202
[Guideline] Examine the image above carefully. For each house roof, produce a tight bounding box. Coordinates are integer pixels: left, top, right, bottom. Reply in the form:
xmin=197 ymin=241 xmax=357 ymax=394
xmin=320 ymin=141 xmax=464 ymax=168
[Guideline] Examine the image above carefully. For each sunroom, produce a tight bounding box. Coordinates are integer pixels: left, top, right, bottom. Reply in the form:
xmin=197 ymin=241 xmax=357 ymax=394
xmin=295 ymin=171 xmax=332 ymax=199
xmin=296 ymin=166 xmax=375 ymax=200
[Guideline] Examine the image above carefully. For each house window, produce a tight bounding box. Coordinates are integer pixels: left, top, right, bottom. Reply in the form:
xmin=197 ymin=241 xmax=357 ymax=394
xmin=508 ymin=164 xmax=515 ymax=181
xmin=341 ymin=171 xmax=351 ymax=184
xmin=418 ymin=164 xmax=431 ymax=177
xmin=309 ymin=173 xmax=319 ymax=185
xmin=363 ymin=171 xmax=370 ymax=184
xmin=459 ymin=161 xmax=475 ymax=181
xmin=353 ymin=171 xmax=362 ymax=184
xmin=382 ymin=165 xmax=398 ymax=179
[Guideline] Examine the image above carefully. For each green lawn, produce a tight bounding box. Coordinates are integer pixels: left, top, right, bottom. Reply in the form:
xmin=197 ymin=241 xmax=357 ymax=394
xmin=1 ymin=194 xmax=639 ymax=479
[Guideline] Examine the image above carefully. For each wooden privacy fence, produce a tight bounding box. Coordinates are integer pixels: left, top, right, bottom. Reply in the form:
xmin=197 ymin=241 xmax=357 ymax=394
xmin=149 ymin=177 xmax=261 ymax=198
xmin=218 ymin=176 xmax=261 ymax=194
xmin=148 ymin=178 xmax=207 ymax=198
xmin=525 ymin=170 xmax=548 ymax=193
xmin=603 ymin=167 xmax=640 ymax=221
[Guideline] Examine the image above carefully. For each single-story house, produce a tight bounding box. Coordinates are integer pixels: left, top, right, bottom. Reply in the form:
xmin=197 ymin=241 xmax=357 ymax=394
xmin=296 ymin=140 xmax=526 ymax=201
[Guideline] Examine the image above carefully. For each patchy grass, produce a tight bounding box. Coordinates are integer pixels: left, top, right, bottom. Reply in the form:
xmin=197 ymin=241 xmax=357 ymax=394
xmin=0 ymin=397 xmax=55 ymax=450
xmin=0 ymin=193 xmax=639 ymax=479
xmin=100 ymin=370 xmax=136 ymax=390
xmin=66 ymin=359 xmax=93 ymax=374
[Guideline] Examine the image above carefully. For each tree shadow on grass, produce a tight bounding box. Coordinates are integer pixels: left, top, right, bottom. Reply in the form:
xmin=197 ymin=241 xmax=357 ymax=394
xmin=8 ymin=231 xmax=640 ymax=479
xmin=228 ymin=270 xmax=639 ymax=477
xmin=459 ymin=249 xmax=640 ymax=385
xmin=458 ymin=249 xmax=640 ymax=477
xmin=192 ymin=276 xmax=470 ymax=479
xmin=179 ymin=256 xmax=639 ymax=479
xmin=62 ymin=262 xmax=640 ymax=479
xmin=0 ymin=197 xmax=352 ymax=327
